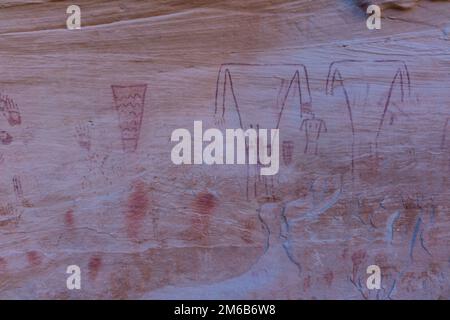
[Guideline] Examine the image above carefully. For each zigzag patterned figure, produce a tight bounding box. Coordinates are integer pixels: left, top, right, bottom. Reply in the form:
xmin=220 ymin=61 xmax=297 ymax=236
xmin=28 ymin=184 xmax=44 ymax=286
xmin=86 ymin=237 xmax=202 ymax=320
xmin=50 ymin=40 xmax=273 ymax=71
xmin=111 ymin=85 xmax=147 ymax=153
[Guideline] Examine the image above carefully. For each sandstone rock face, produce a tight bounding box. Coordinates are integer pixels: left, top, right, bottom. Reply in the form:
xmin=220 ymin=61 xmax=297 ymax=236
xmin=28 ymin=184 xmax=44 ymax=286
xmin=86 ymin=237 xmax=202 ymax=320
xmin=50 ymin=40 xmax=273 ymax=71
xmin=355 ymin=0 xmax=449 ymax=10
xmin=355 ymin=0 xmax=420 ymax=10
xmin=0 ymin=0 xmax=449 ymax=299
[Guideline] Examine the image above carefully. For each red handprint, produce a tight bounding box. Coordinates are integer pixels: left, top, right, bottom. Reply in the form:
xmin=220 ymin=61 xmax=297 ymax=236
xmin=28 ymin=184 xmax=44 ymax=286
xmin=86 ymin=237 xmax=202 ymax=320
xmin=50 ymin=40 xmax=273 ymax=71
xmin=0 ymin=95 xmax=21 ymax=126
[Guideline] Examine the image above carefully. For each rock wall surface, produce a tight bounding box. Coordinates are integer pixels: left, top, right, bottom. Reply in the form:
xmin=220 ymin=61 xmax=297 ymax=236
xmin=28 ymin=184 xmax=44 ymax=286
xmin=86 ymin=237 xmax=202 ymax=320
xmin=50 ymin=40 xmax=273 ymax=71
xmin=0 ymin=0 xmax=449 ymax=299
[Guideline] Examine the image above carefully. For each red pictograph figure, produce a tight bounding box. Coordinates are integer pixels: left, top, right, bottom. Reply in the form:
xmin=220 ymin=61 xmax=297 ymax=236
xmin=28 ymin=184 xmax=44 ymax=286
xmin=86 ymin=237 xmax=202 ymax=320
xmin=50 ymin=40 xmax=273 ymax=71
xmin=300 ymin=114 xmax=327 ymax=155
xmin=0 ymin=95 xmax=21 ymax=126
xmin=111 ymin=85 xmax=147 ymax=153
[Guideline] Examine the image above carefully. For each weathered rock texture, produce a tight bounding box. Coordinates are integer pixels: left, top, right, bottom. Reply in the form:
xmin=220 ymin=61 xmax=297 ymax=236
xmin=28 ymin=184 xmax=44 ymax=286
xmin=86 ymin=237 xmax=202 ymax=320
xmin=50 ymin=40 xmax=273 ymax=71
xmin=355 ymin=0 xmax=447 ymax=10
xmin=0 ymin=0 xmax=449 ymax=299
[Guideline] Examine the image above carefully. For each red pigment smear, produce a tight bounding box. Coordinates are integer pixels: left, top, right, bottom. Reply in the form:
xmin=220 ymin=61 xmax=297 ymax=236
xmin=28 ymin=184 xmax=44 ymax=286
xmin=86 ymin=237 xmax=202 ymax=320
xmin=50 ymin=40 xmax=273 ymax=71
xmin=191 ymin=192 xmax=217 ymax=242
xmin=65 ymin=209 xmax=75 ymax=228
xmin=126 ymin=181 xmax=150 ymax=239
xmin=241 ymin=219 xmax=258 ymax=244
xmin=26 ymin=251 xmax=42 ymax=267
xmin=0 ymin=257 xmax=7 ymax=271
xmin=88 ymin=255 xmax=102 ymax=281
xmin=192 ymin=192 xmax=217 ymax=215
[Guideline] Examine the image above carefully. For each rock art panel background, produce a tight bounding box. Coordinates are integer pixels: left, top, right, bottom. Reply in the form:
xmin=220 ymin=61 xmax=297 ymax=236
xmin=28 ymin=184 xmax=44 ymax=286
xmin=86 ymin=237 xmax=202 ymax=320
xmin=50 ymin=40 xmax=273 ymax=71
xmin=0 ymin=0 xmax=449 ymax=299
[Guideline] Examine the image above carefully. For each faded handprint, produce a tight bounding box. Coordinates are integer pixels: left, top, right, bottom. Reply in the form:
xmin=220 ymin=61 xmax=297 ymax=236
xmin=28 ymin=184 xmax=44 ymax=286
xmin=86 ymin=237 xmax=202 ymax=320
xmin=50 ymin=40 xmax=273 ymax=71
xmin=0 ymin=203 xmax=22 ymax=228
xmin=0 ymin=95 xmax=21 ymax=126
xmin=0 ymin=130 xmax=13 ymax=145
xmin=75 ymin=123 xmax=92 ymax=151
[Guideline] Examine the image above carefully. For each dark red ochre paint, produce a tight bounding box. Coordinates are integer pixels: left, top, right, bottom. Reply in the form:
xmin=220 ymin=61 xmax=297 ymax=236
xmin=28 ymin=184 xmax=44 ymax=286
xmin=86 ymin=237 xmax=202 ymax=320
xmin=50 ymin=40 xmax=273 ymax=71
xmin=88 ymin=255 xmax=102 ymax=281
xmin=0 ymin=257 xmax=7 ymax=271
xmin=190 ymin=192 xmax=217 ymax=242
xmin=126 ymin=181 xmax=150 ymax=239
xmin=192 ymin=192 xmax=217 ymax=215
xmin=64 ymin=209 xmax=75 ymax=228
xmin=26 ymin=251 xmax=42 ymax=267
xmin=241 ymin=219 xmax=258 ymax=244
